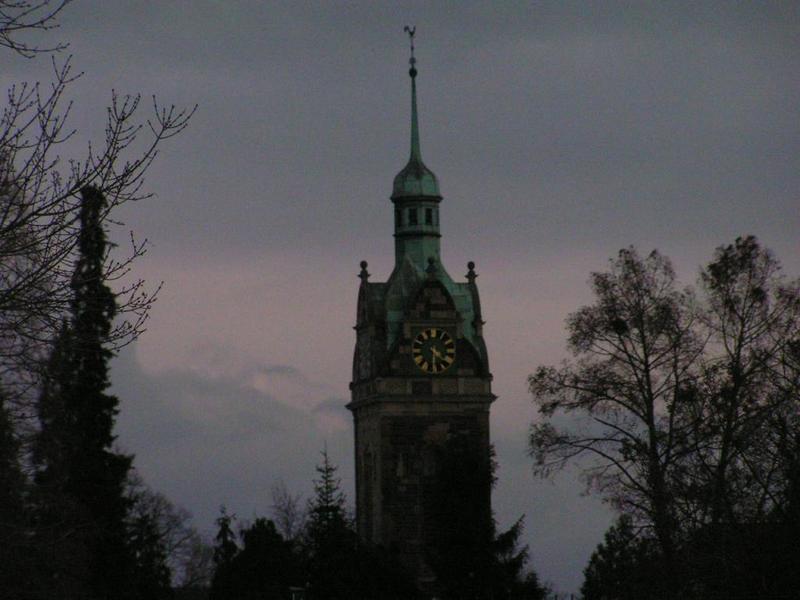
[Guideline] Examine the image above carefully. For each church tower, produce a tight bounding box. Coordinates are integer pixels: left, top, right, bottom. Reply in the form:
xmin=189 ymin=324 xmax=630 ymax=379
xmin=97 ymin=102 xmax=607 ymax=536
xmin=348 ymin=31 xmax=495 ymax=588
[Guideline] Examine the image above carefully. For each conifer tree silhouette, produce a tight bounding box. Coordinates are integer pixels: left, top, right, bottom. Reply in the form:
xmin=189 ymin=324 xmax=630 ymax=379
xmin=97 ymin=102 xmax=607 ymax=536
xmin=34 ymin=187 xmax=134 ymax=599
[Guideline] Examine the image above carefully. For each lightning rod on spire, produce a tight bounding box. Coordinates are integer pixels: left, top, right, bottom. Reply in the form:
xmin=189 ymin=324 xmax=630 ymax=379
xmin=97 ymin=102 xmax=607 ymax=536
xmin=404 ymin=25 xmax=417 ymax=77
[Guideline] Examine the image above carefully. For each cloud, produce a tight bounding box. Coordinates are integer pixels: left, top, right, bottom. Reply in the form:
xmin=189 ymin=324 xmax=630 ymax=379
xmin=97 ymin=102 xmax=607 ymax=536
xmin=256 ymin=365 xmax=300 ymax=376
xmin=311 ymin=396 xmax=352 ymax=432
xmin=112 ymin=344 xmax=353 ymax=535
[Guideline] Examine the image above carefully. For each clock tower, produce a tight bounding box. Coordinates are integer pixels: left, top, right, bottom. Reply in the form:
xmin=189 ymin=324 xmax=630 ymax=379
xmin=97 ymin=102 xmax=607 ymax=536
xmin=348 ymin=32 xmax=495 ymax=588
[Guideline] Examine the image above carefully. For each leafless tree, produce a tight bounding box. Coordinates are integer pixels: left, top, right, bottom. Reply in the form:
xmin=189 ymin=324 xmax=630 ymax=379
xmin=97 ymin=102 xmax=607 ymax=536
xmin=529 ymin=239 xmax=800 ymax=596
xmin=178 ymin=532 xmax=214 ymax=590
xmin=0 ymin=0 xmax=71 ymax=57
xmin=126 ymin=472 xmax=213 ymax=589
xmin=528 ymin=248 xmax=700 ymax=588
xmin=0 ymin=1 xmax=195 ymax=411
xmin=686 ymin=238 xmax=800 ymax=527
xmin=270 ymin=479 xmax=307 ymax=542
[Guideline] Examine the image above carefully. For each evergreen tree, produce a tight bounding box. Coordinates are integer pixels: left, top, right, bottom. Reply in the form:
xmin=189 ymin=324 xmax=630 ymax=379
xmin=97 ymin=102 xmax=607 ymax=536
xmin=226 ymin=518 xmax=302 ymax=600
xmin=426 ymin=434 xmax=496 ymax=599
xmin=493 ymin=518 xmax=549 ymax=600
xmin=33 ymin=186 xmax=134 ymax=600
xmin=426 ymin=435 xmax=548 ymax=600
xmin=304 ymin=448 xmax=359 ymax=600
xmin=0 ymin=390 xmax=31 ymax=597
xmin=306 ymin=448 xmax=348 ymax=534
xmin=34 ymin=320 xmax=94 ymax=599
xmin=352 ymin=542 xmax=422 ymax=600
xmin=128 ymin=509 xmax=174 ymax=600
xmin=581 ymin=516 xmax=662 ymax=600
xmin=35 ymin=320 xmax=76 ymax=488
xmin=209 ymin=507 xmax=239 ymax=600
xmin=303 ymin=449 xmax=420 ymax=599
xmin=126 ymin=473 xmax=209 ymax=592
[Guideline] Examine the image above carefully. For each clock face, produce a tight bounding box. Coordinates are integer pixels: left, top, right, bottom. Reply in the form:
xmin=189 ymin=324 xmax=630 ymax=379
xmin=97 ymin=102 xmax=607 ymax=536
xmin=412 ymin=328 xmax=455 ymax=374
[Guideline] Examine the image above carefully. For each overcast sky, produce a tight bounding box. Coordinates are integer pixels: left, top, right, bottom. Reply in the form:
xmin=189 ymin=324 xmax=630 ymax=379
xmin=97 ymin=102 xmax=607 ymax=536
xmin=5 ymin=2 xmax=799 ymax=594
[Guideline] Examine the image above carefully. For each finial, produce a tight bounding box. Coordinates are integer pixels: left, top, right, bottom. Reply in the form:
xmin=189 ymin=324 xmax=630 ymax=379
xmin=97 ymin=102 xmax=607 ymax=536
xmin=404 ymin=26 xmax=417 ymax=78
xmin=466 ymin=261 xmax=477 ymax=283
xmin=426 ymin=256 xmax=438 ymax=279
xmin=359 ymin=260 xmax=370 ymax=281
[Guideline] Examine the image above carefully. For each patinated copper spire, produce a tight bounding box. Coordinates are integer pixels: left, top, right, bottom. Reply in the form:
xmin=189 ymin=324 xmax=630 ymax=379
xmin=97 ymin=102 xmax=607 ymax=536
xmin=405 ymin=25 xmax=422 ymax=164
xmin=393 ymin=26 xmax=440 ymax=199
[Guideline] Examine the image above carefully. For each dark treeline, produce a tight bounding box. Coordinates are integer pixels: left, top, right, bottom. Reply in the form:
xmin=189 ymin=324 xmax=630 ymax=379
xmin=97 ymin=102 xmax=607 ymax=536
xmin=208 ymin=447 xmax=548 ymax=600
xmin=531 ymin=236 xmax=800 ymax=600
xmin=208 ymin=451 xmax=418 ymax=600
xmin=425 ymin=434 xmax=548 ymax=600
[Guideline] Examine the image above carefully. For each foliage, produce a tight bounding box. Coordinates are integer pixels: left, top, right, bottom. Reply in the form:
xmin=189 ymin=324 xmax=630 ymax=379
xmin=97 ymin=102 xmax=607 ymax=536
xmin=207 ymin=452 xmax=423 ymax=600
xmin=531 ymin=237 xmax=800 ymax=598
xmin=210 ymin=510 xmax=304 ymax=600
xmin=31 ymin=186 xmax=135 ymax=599
xmin=304 ymin=449 xmax=361 ymax=599
xmin=426 ymin=433 xmax=496 ymax=598
xmin=127 ymin=473 xmax=212 ymax=590
xmin=128 ymin=507 xmax=174 ymax=600
xmin=270 ymin=479 xmax=307 ymax=542
xmin=304 ymin=449 xmax=423 ymax=600
xmin=226 ymin=518 xmax=302 ymax=600
xmin=492 ymin=518 xmax=549 ymax=600
xmin=305 ymin=449 xmax=349 ymax=545
xmin=209 ymin=507 xmax=239 ymax=600
xmin=427 ymin=434 xmax=548 ymax=600
xmin=581 ymin=515 xmax=662 ymax=600
xmin=529 ymin=247 xmax=693 ymax=586
xmin=0 ymin=388 xmax=32 ymax=598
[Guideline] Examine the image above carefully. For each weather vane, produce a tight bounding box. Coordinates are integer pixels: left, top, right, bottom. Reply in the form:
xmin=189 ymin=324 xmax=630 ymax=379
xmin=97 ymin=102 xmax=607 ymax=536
xmin=404 ymin=25 xmax=417 ymax=77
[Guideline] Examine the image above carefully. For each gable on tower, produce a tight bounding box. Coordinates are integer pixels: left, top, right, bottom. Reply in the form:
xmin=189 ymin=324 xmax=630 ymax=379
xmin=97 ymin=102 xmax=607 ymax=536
xmin=353 ymin=256 xmax=490 ymax=383
xmin=389 ymin=271 xmax=488 ymax=379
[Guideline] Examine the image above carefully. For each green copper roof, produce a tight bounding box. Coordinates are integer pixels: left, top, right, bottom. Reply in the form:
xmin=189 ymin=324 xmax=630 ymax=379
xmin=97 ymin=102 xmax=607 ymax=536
xmin=392 ymin=59 xmax=440 ymax=199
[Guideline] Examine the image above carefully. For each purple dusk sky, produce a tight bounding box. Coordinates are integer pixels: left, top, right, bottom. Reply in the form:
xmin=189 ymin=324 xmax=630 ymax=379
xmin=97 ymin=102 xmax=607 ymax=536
xmin=5 ymin=2 xmax=799 ymax=594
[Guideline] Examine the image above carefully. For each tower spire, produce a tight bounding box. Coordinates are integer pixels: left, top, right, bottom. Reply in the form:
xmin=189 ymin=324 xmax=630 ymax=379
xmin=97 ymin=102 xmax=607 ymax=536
xmin=393 ymin=27 xmax=440 ymax=200
xmin=405 ymin=25 xmax=422 ymax=163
